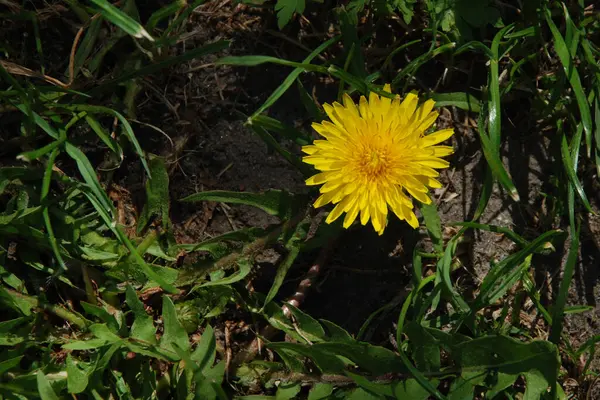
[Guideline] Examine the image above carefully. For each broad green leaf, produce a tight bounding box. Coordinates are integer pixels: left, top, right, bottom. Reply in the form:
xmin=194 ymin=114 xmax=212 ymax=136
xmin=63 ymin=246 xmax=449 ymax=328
xmin=308 ymin=383 xmax=334 ymax=400
xmin=36 ymin=371 xmax=59 ymax=400
xmin=160 ymin=296 xmax=190 ymax=354
xmin=268 ymin=342 xmax=348 ymax=373
xmin=455 ymin=336 xmax=558 ymax=400
xmin=405 ymin=322 xmax=441 ymax=372
xmin=283 ymin=303 xmax=326 ymax=343
xmin=393 ymin=379 xmax=434 ymax=399
xmin=0 ymin=356 xmax=23 ymax=376
xmin=312 ymin=342 xmax=407 ymax=375
xmin=275 ymin=383 xmax=301 ymax=400
xmin=89 ymin=323 xmax=122 ymax=343
xmin=125 ymin=285 xmax=156 ymax=344
xmin=63 ymin=338 xmax=120 ymax=350
xmin=274 ymin=0 xmax=305 ymax=29
xmin=192 ymin=325 xmax=217 ymax=373
xmin=194 ymin=360 xmax=227 ymax=400
xmin=0 ymin=317 xmax=30 ymax=346
xmin=66 ymin=355 xmax=91 ymax=393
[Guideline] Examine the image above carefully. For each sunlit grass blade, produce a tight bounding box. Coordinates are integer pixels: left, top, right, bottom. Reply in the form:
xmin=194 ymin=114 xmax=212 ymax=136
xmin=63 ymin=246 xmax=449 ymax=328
xmin=65 ymin=105 xmax=149 ymax=176
xmin=250 ymin=36 xmax=338 ymax=120
xmin=430 ymin=92 xmax=480 ymax=113
xmin=560 ymin=124 xmax=592 ymax=212
xmin=146 ymin=0 xmax=186 ymax=31
xmin=546 ymin=9 xmax=593 ymax=156
xmin=89 ymin=0 xmax=154 ymax=41
xmin=42 ymin=149 xmax=67 ymax=275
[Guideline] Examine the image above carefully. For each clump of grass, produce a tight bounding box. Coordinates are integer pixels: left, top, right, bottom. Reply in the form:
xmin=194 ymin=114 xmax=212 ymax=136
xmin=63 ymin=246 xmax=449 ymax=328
xmin=0 ymin=0 xmax=599 ymax=399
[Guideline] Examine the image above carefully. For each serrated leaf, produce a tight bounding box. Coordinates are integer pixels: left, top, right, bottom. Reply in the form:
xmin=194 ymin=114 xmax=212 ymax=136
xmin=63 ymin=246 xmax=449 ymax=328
xmin=66 ymin=355 xmax=91 ymax=394
xmin=160 ymin=296 xmax=190 ymax=354
xmin=138 ymin=154 xmax=171 ymax=233
xmin=274 ymin=0 xmax=305 ymax=29
xmin=419 ymin=201 xmax=443 ymax=253
xmin=125 ymin=285 xmax=156 ymax=344
xmin=192 ymin=325 xmax=217 ymax=373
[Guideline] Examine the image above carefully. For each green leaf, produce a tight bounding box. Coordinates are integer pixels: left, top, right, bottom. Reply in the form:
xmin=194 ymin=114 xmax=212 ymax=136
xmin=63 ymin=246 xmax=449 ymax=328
xmin=181 ymin=189 xmax=300 ymax=218
xmin=66 ymin=355 xmax=91 ymax=393
xmin=89 ymin=0 xmax=154 ymax=41
xmin=455 ymin=336 xmax=558 ymax=400
xmin=192 ymin=325 xmax=217 ymax=373
xmin=90 ymin=323 xmax=122 ymax=343
xmin=419 ymin=201 xmax=443 ymax=253
xmin=160 ymin=295 xmax=190 ymax=354
xmin=550 ymin=223 xmax=580 ymax=344
xmin=264 ymin=216 xmax=309 ymax=307
xmin=405 ymin=322 xmax=441 ymax=372
xmin=268 ymin=342 xmax=348 ymax=373
xmin=199 ymin=258 xmax=253 ymax=288
xmin=312 ymin=342 xmax=407 ymax=375
xmin=431 ymin=92 xmax=481 ymax=112
xmin=0 ymin=356 xmax=23 ymax=376
xmin=308 ymin=383 xmax=334 ymax=400
xmin=283 ymin=303 xmax=327 ymax=343
xmin=275 ymin=383 xmax=301 ymax=400
xmin=274 ymin=0 xmax=305 ymax=29
xmin=138 ymin=154 xmax=171 ymax=232
xmin=36 ymin=371 xmax=59 ymax=400
xmin=0 ymin=317 xmax=30 ymax=346
xmin=393 ymin=379 xmax=434 ymax=399
xmin=80 ymin=302 xmax=120 ymax=332
xmin=125 ymin=285 xmax=156 ymax=344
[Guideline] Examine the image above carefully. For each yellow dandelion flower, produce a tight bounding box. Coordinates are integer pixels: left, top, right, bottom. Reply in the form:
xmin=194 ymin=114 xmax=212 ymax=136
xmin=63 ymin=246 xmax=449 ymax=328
xmin=302 ymin=85 xmax=454 ymax=235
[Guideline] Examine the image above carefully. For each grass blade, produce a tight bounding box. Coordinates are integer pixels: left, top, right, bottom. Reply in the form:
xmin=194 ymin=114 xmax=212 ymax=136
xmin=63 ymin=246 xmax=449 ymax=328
xmin=89 ymin=0 xmax=154 ymax=41
xmin=546 ymin=9 xmax=593 ymax=156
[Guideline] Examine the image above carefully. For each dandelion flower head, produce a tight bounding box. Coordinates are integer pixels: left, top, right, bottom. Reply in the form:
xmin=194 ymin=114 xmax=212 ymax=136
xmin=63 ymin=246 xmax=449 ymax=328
xmin=302 ymin=85 xmax=454 ymax=235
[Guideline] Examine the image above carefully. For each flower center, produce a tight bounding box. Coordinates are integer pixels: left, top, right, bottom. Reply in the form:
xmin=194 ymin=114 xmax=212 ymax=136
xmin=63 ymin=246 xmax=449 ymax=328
xmin=357 ymin=147 xmax=389 ymax=178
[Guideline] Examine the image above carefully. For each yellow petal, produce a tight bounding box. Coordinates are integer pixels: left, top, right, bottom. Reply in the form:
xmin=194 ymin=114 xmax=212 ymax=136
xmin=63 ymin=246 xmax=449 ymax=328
xmin=415 ymin=157 xmax=450 ymax=169
xmin=421 ymin=128 xmax=454 ymax=147
xmin=431 ymin=145 xmax=454 ymax=157
xmin=314 ymin=191 xmax=338 ymax=208
xmin=343 ymin=94 xmax=360 ymax=117
xmin=343 ymin=199 xmax=360 ymax=228
xmin=404 ymin=207 xmax=419 ymax=228
xmin=305 ymin=172 xmax=329 ymax=186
